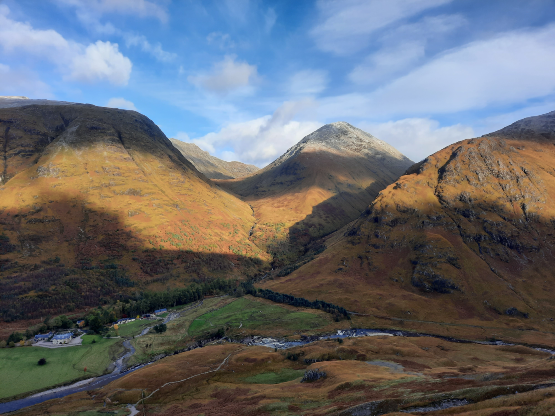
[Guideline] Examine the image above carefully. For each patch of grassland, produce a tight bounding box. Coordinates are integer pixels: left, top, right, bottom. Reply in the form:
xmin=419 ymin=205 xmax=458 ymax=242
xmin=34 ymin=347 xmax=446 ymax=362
xmin=127 ymin=297 xmax=234 ymax=366
xmin=188 ymin=297 xmax=328 ymax=336
xmin=243 ymin=368 xmax=304 ymax=384
xmin=105 ymin=319 xmax=153 ymax=338
xmin=0 ymin=336 xmax=122 ymax=399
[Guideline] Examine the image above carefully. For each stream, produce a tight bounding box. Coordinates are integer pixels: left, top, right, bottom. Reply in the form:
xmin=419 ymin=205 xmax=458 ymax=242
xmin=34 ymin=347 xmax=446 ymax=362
xmin=2 ymin=320 xmax=555 ymax=414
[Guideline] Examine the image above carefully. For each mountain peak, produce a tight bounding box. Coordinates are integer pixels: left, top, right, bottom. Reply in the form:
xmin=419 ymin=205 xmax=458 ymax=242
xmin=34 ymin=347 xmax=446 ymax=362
xmin=486 ymin=109 xmax=555 ymax=141
xmin=270 ymin=121 xmax=411 ymax=171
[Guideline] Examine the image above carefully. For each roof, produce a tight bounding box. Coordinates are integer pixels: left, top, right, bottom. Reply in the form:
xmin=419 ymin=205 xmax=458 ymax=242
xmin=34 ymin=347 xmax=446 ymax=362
xmin=155 ymin=308 xmax=167 ymax=313
xmin=53 ymin=333 xmax=72 ymax=339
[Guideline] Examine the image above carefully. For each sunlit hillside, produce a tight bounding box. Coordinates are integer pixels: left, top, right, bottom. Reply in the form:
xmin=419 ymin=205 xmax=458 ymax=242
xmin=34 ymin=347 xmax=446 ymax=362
xmin=262 ymin=111 xmax=555 ymax=334
xmin=0 ymin=101 xmax=268 ymax=321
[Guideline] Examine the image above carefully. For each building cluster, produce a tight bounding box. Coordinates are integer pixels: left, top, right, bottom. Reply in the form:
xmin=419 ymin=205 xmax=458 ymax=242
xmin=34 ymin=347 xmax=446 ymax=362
xmin=111 ymin=308 xmax=168 ymax=328
xmin=33 ymin=331 xmax=76 ymax=345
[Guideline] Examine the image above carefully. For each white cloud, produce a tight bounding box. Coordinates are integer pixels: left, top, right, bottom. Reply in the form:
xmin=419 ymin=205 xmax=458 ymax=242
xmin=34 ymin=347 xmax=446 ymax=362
xmin=69 ymin=41 xmax=132 ymax=85
xmin=349 ymin=14 xmax=465 ymax=85
xmin=361 ymin=118 xmax=475 ymax=162
xmin=206 ymin=32 xmax=235 ymax=50
xmin=367 ymin=24 xmax=555 ymax=116
xmin=349 ymin=42 xmax=425 ymax=85
xmin=264 ymin=8 xmax=277 ymax=33
xmin=310 ymin=0 xmax=452 ymax=55
xmin=188 ymin=55 xmax=258 ymax=96
xmin=0 ymin=63 xmax=53 ymax=98
xmin=106 ymin=97 xmax=137 ymax=111
xmin=0 ymin=5 xmax=70 ymax=56
xmin=125 ymin=34 xmax=176 ymax=62
xmin=287 ymin=70 xmax=329 ymax=96
xmin=0 ymin=6 xmax=132 ymax=86
xmin=190 ymin=100 xmax=321 ymax=167
xmin=54 ymin=0 xmax=169 ymax=23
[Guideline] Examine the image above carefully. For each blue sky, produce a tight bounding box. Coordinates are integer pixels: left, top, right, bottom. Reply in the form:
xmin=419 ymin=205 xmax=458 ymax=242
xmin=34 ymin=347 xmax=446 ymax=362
xmin=1 ymin=0 xmax=555 ymax=166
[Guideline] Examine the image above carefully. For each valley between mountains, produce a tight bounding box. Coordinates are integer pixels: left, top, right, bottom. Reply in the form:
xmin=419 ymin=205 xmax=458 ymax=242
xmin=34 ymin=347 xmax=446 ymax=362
xmin=2 ymin=97 xmax=555 ymax=416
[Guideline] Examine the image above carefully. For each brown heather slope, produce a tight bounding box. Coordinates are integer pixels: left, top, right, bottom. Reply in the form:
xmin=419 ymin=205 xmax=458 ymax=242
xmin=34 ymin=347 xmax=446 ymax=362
xmin=0 ymin=100 xmax=268 ymax=321
xmin=217 ymin=122 xmax=413 ymax=264
xmin=262 ymin=110 xmax=555 ymax=333
xmin=170 ymin=139 xmax=259 ymax=179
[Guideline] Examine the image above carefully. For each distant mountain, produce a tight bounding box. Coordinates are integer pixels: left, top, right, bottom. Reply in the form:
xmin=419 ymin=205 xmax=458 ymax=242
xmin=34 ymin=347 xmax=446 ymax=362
xmin=262 ymin=111 xmax=555 ymax=331
xmin=170 ymin=139 xmax=259 ymax=179
xmin=217 ymin=122 xmax=413 ymax=264
xmin=0 ymin=100 xmax=266 ymax=321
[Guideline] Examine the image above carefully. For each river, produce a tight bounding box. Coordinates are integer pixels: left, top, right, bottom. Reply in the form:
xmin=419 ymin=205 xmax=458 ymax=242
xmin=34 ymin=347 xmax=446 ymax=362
xmin=2 ymin=320 xmax=554 ymax=414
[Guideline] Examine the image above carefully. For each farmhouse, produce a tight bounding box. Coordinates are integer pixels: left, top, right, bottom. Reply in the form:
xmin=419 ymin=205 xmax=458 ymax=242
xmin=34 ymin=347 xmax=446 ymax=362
xmin=115 ymin=318 xmax=135 ymax=325
xmin=52 ymin=333 xmax=72 ymax=345
xmin=34 ymin=332 xmax=52 ymax=342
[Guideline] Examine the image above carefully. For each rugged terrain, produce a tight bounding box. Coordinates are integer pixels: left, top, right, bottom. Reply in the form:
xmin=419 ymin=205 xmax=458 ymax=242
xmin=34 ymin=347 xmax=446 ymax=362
xmin=217 ymin=122 xmax=413 ymax=264
xmin=0 ymin=99 xmax=267 ymax=322
xmin=170 ymin=139 xmax=259 ymax=179
xmin=262 ymin=110 xmax=555 ymax=334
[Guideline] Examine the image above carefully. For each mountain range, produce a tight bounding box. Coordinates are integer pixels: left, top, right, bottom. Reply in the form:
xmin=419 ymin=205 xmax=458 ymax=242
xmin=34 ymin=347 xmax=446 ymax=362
xmin=217 ymin=122 xmax=413 ymax=264
xmin=4 ymin=97 xmax=555 ymax=415
xmin=262 ymin=110 xmax=555 ymax=334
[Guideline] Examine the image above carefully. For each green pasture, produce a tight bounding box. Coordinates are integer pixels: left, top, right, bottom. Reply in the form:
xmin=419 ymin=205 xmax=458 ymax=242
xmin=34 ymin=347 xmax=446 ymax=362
xmin=105 ymin=319 xmax=153 ymax=338
xmin=0 ymin=335 xmax=122 ymax=399
xmin=188 ymin=297 xmax=328 ymax=336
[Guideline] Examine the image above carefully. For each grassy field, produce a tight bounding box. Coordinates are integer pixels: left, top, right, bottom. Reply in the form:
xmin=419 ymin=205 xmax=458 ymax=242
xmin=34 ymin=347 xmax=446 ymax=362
xmin=243 ymin=368 xmax=304 ymax=384
xmin=127 ymin=298 xmax=233 ymax=366
xmin=105 ymin=319 xmax=153 ymax=338
xmin=188 ymin=297 xmax=328 ymax=336
xmin=0 ymin=335 xmax=122 ymax=399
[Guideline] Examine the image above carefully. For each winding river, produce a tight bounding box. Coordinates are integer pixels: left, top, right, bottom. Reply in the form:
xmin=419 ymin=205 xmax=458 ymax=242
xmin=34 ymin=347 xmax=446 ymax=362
xmin=2 ymin=320 xmax=554 ymax=414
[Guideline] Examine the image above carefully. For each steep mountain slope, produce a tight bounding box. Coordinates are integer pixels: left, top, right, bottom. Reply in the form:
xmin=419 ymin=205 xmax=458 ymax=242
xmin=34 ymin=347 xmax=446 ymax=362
xmin=262 ymin=111 xmax=555 ymax=331
xmin=170 ymin=139 xmax=259 ymax=179
xmin=217 ymin=122 xmax=413 ymax=264
xmin=0 ymin=100 xmax=266 ymax=321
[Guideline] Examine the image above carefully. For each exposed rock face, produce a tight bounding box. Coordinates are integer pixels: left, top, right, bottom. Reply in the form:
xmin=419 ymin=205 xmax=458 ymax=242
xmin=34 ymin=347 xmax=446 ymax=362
xmin=0 ymin=100 xmax=265 ymax=320
xmin=170 ymin=139 xmax=259 ymax=179
xmin=217 ymin=122 xmax=413 ymax=264
xmin=263 ymin=111 xmax=555 ymax=329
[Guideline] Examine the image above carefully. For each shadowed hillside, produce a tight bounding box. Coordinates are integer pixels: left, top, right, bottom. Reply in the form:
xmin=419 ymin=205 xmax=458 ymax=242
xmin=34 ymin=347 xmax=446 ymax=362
xmin=170 ymin=139 xmax=259 ymax=179
xmin=262 ymin=111 xmax=555 ymax=332
xmin=217 ymin=122 xmax=413 ymax=264
xmin=0 ymin=101 xmax=269 ymax=320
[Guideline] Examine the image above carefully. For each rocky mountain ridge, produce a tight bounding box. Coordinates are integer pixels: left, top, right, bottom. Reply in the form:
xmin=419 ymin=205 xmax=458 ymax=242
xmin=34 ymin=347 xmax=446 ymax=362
xmin=170 ymin=139 xmax=259 ymax=179
xmin=217 ymin=122 xmax=413 ymax=264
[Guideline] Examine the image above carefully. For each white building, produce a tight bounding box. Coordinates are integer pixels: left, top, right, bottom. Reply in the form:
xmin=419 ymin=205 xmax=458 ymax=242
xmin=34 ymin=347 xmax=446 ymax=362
xmin=52 ymin=333 xmax=72 ymax=344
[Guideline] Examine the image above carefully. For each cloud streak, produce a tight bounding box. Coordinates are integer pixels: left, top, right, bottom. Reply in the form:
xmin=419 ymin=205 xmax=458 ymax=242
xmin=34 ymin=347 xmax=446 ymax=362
xmin=311 ymin=0 xmax=452 ymax=55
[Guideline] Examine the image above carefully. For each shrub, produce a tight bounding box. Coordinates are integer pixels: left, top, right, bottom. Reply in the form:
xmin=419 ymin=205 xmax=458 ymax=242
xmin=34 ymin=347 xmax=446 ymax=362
xmin=38 ymin=358 xmax=47 ymax=366
xmin=153 ymin=323 xmax=167 ymax=333
xmin=9 ymin=341 xmax=15 ymax=348
xmin=0 ymin=340 xmax=6 ymax=348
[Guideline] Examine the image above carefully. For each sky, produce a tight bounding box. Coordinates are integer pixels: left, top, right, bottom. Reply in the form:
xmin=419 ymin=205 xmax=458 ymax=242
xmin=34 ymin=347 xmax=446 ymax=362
xmin=1 ymin=0 xmax=555 ymax=166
